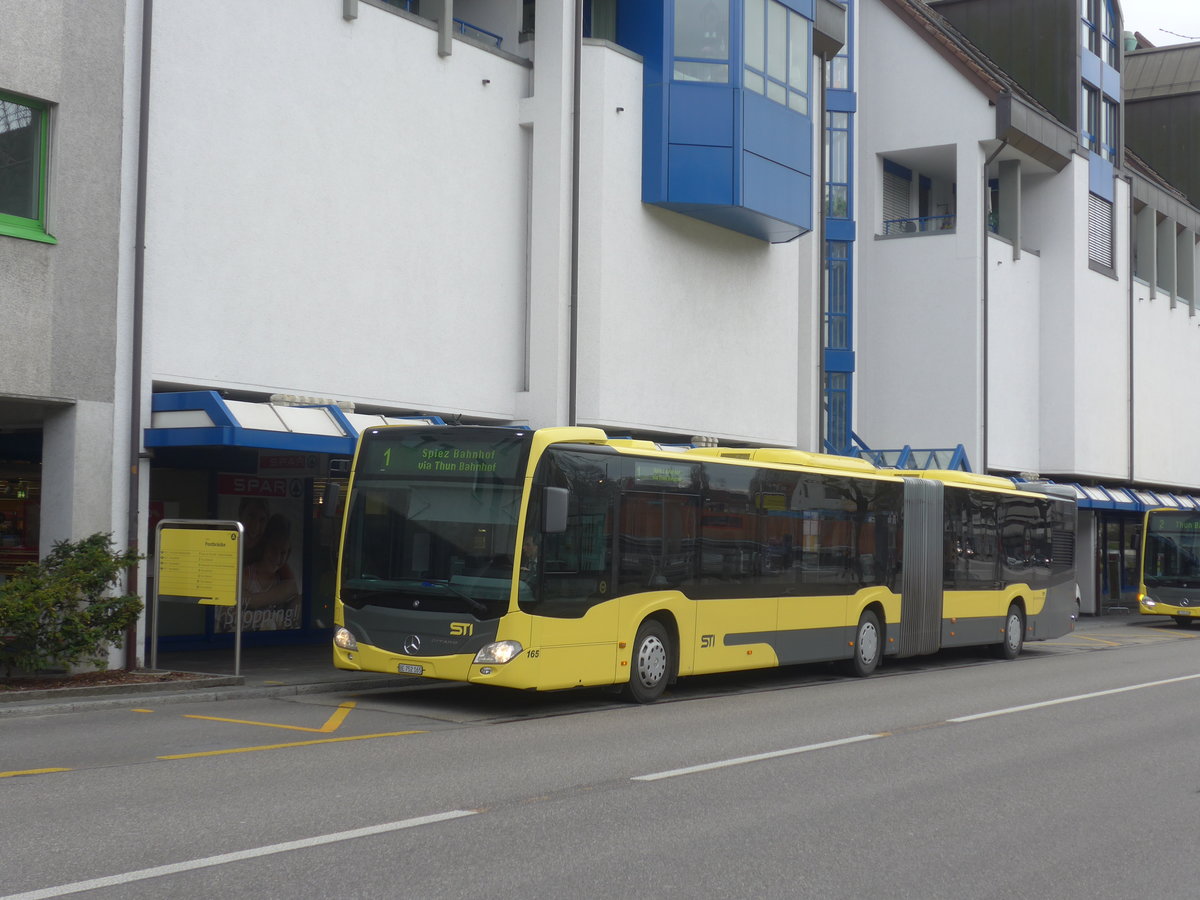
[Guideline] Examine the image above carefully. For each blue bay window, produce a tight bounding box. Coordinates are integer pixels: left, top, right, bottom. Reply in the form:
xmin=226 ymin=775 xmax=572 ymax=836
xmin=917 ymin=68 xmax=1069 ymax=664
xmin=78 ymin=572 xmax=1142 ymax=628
xmin=621 ymin=0 xmax=830 ymax=243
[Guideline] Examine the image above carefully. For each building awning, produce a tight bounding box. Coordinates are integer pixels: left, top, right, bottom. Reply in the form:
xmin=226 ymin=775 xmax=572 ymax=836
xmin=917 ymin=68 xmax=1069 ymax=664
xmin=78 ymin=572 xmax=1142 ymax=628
xmin=144 ymin=391 xmax=444 ymax=455
xmin=1008 ymin=480 xmax=1200 ymax=512
xmin=1055 ymin=483 xmax=1200 ymax=512
xmin=1103 ymin=487 xmax=1140 ymax=511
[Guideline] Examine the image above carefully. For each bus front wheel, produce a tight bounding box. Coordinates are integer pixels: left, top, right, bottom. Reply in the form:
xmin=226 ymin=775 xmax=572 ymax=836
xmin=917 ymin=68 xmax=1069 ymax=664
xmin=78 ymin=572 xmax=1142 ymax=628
xmin=623 ymin=619 xmax=672 ymax=703
xmin=994 ymin=604 xmax=1025 ymax=660
xmin=844 ymin=609 xmax=882 ymax=677
xmin=1172 ymin=616 xmax=1194 ymax=628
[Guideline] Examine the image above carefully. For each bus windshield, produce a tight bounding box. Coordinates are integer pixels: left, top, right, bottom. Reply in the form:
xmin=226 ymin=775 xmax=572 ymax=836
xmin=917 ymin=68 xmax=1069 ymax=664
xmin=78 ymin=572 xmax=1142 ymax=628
xmin=1143 ymin=510 xmax=1200 ymax=588
xmin=339 ymin=428 xmax=532 ymax=619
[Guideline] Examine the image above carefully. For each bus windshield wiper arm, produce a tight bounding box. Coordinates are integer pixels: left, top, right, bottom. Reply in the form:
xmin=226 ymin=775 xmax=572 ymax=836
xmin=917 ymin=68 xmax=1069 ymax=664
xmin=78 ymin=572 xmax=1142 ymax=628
xmin=418 ymin=579 xmax=488 ymax=615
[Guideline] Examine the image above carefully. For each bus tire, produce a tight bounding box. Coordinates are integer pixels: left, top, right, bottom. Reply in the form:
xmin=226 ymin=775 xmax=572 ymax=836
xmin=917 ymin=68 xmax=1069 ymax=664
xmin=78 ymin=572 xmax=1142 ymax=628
xmin=844 ymin=609 xmax=882 ymax=677
xmin=1172 ymin=616 xmax=1194 ymax=628
xmin=623 ymin=619 xmax=672 ymax=703
xmin=994 ymin=604 xmax=1025 ymax=660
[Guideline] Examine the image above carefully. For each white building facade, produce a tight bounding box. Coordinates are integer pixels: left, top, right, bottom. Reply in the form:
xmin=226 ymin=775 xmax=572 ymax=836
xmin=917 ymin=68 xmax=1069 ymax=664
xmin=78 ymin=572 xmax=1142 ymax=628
xmin=2 ymin=0 xmax=1199 ymax=662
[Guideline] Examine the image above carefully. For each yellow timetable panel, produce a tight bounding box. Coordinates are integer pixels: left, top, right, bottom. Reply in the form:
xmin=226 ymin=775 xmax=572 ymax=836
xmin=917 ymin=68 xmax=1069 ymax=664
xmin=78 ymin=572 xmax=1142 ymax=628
xmin=158 ymin=526 xmax=241 ymax=607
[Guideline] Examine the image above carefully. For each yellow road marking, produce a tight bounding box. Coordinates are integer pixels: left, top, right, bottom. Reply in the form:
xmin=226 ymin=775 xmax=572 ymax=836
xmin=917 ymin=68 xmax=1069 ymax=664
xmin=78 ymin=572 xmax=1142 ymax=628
xmin=131 ymin=709 xmax=154 ymax=713
xmin=0 ymin=767 xmax=72 ymax=778
xmin=1071 ymin=634 xmax=1121 ymax=647
xmin=157 ymin=730 xmax=424 ymax=759
xmin=183 ymin=701 xmax=357 ymax=733
xmin=1148 ymin=627 xmax=1200 ymax=638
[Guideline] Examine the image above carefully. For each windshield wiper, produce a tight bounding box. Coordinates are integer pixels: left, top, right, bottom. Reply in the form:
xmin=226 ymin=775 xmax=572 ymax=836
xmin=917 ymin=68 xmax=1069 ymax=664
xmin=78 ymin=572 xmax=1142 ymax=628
xmin=413 ymin=579 xmax=489 ymax=615
xmin=342 ymin=579 xmax=488 ymax=615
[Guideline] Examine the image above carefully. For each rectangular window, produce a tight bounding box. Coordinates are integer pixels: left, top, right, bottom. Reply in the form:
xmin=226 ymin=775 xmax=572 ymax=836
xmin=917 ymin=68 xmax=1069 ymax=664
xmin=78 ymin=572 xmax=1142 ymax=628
xmin=1082 ymin=0 xmax=1119 ymax=67
xmin=1101 ymin=98 xmax=1118 ymax=161
xmin=744 ymin=0 xmax=810 ymax=114
xmin=1082 ymin=0 xmax=1100 ymax=55
xmin=825 ymin=240 xmax=851 ymax=350
xmin=825 ymin=111 xmax=851 ymax=218
xmin=674 ymin=0 xmax=730 ymax=83
xmin=882 ymin=162 xmax=912 ymax=232
xmin=1088 ymin=193 xmax=1114 ymax=269
xmin=1081 ymin=83 xmax=1100 ymax=153
xmin=0 ymin=92 xmax=54 ymax=244
xmin=826 ymin=23 xmax=851 ymax=91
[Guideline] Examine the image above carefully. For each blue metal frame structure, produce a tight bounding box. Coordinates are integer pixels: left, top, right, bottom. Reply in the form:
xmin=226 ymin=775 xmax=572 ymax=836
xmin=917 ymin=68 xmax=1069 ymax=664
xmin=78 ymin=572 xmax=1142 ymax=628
xmin=822 ymin=0 xmax=856 ymax=455
xmin=620 ymin=0 xmax=817 ymax=243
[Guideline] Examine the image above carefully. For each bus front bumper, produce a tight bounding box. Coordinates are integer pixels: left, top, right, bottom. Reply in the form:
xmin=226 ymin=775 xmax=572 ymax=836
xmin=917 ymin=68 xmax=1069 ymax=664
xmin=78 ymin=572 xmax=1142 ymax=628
xmin=333 ymin=641 xmax=539 ymax=689
xmin=1138 ymin=596 xmax=1200 ymax=619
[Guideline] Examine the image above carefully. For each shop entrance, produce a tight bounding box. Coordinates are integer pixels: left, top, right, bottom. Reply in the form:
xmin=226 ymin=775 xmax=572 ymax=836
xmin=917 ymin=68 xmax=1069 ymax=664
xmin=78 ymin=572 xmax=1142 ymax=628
xmin=1097 ymin=512 xmax=1141 ymax=612
xmin=147 ymin=445 xmax=347 ymax=655
xmin=0 ymin=431 xmax=42 ymax=585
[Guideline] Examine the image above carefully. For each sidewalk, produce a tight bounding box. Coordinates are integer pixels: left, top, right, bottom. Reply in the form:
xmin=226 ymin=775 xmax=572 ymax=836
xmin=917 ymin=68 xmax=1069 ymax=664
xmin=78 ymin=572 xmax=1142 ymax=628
xmin=0 ymin=643 xmax=417 ymax=719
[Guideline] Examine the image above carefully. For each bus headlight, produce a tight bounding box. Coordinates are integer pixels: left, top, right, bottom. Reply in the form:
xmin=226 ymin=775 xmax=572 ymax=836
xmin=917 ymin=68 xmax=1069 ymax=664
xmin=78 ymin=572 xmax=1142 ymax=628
xmin=474 ymin=641 xmax=523 ymax=664
xmin=1140 ymin=594 xmax=1156 ymax=608
xmin=334 ymin=627 xmax=359 ymax=651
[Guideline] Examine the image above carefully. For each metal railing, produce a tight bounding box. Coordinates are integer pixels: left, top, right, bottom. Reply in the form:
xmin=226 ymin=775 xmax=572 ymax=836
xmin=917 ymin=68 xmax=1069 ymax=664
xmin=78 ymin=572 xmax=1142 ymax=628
xmin=454 ymin=19 xmax=502 ymax=47
xmin=378 ymin=1 xmax=502 ymax=48
xmin=849 ymin=432 xmax=972 ymax=471
xmin=882 ymin=214 xmax=956 ymax=235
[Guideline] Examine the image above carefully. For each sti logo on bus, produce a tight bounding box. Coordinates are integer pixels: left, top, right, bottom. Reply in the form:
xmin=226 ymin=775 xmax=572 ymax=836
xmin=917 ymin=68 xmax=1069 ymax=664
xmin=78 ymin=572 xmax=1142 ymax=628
xmin=700 ymin=634 xmax=715 ymax=648
xmin=451 ymin=622 xmax=474 ymax=636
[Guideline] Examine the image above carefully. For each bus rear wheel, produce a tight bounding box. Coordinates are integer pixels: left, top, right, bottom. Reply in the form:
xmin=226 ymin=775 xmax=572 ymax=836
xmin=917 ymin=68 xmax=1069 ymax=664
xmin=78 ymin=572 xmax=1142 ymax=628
xmin=844 ymin=609 xmax=882 ymax=677
xmin=623 ymin=619 xmax=672 ymax=703
xmin=993 ymin=604 xmax=1025 ymax=660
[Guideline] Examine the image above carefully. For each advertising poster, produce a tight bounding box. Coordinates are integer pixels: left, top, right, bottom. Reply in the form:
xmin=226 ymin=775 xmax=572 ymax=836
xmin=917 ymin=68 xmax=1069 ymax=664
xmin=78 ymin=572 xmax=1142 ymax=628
xmin=215 ymin=474 xmax=305 ymax=632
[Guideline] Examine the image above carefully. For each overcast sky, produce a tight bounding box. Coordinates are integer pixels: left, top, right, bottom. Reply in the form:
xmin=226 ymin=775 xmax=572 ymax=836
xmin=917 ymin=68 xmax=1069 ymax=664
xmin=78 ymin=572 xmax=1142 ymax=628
xmin=1120 ymin=0 xmax=1200 ymax=45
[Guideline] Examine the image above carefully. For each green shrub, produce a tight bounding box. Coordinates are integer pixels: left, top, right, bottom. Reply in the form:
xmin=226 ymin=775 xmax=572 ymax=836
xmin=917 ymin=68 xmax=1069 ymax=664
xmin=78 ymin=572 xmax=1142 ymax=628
xmin=0 ymin=533 xmax=143 ymax=677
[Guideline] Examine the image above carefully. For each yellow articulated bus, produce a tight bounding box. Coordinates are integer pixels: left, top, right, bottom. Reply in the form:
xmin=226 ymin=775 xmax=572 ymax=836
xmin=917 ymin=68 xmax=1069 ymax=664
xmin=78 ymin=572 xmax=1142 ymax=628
xmin=1138 ymin=508 xmax=1200 ymax=627
xmin=333 ymin=426 xmax=1078 ymax=702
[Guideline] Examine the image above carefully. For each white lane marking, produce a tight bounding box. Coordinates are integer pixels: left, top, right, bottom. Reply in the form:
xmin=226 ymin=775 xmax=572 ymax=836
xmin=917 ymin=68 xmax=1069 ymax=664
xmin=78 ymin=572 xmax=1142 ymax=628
xmin=947 ymin=672 xmax=1200 ymax=722
xmin=1 ymin=810 xmax=477 ymax=900
xmin=634 ymin=673 xmax=1200 ymax=782
xmin=632 ymin=733 xmax=886 ymax=782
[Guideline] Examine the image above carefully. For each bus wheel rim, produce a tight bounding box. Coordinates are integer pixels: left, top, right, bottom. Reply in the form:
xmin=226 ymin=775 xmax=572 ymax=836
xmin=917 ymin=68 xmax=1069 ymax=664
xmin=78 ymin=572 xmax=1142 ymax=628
xmin=858 ymin=622 xmax=879 ymax=664
xmin=1006 ymin=613 xmax=1021 ymax=648
xmin=637 ymin=635 xmax=667 ymax=686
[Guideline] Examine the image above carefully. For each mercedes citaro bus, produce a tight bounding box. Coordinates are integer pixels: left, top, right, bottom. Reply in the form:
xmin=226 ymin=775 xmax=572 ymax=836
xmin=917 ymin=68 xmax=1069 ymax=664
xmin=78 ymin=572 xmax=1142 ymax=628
xmin=1138 ymin=508 xmax=1200 ymax=627
xmin=333 ymin=426 xmax=1077 ymax=701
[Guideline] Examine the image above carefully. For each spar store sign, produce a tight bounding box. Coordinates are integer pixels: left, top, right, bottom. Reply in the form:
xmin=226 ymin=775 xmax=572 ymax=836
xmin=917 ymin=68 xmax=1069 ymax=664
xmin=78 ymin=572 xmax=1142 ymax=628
xmin=258 ymin=452 xmax=320 ymax=476
xmin=217 ymin=474 xmax=303 ymax=499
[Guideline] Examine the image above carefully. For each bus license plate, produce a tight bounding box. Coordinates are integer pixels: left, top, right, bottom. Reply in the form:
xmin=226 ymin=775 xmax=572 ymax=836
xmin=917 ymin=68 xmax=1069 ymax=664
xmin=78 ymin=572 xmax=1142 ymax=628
xmin=398 ymin=664 xmax=423 ymax=675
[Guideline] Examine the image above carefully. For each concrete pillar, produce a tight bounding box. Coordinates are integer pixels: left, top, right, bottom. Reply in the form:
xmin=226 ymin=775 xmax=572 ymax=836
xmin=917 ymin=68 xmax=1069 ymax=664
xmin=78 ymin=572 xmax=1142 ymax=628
xmin=1134 ymin=205 xmax=1155 ymax=285
xmin=515 ymin=0 xmax=577 ymax=428
xmin=1076 ymin=512 xmax=1098 ymax=616
xmin=1156 ymin=215 xmax=1177 ymax=305
xmin=40 ymin=402 xmax=118 ymax=549
xmin=998 ymin=158 xmax=1021 ymax=260
xmin=1176 ymin=227 xmax=1196 ymax=316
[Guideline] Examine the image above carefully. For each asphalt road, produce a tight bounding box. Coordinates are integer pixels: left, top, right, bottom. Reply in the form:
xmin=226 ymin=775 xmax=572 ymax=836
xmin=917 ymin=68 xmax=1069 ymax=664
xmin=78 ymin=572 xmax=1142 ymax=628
xmin=3 ymin=619 xmax=1198 ymax=899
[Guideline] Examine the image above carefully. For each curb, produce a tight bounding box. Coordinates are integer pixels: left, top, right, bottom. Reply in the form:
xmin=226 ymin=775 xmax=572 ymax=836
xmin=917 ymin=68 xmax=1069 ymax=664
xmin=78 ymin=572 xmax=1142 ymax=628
xmin=0 ymin=674 xmax=419 ymax=719
xmin=0 ymin=672 xmax=243 ymax=704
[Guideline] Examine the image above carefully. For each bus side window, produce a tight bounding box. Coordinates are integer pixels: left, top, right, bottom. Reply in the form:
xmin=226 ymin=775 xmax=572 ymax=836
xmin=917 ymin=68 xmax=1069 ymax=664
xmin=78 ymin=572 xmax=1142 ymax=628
xmin=520 ymin=449 xmax=613 ymax=618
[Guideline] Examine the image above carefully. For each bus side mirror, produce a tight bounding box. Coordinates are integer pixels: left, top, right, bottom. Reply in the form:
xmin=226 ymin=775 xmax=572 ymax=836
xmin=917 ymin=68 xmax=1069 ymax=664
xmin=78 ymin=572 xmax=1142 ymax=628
xmin=543 ymin=487 xmax=569 ymax=534
xmin=322 ymin=482 xmax=341 ymax=518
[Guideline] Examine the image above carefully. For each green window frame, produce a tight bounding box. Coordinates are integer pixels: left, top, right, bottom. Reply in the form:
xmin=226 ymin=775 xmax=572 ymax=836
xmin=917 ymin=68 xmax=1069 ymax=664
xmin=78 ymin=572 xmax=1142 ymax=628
xmin=0 ymin=91 xmax=55 ymax=244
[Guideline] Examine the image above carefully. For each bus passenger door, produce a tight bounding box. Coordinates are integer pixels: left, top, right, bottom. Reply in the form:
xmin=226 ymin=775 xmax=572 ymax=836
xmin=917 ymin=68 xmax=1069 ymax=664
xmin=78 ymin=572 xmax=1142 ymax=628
xmin=522 ymin=450 xmax=618 ymax=690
